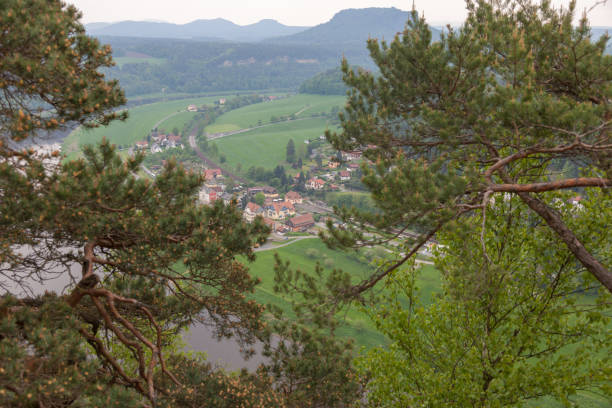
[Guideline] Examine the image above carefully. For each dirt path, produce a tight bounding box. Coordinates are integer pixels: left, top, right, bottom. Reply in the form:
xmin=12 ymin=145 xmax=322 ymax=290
xmin=254 ymin=235 xmax=318 ymax=252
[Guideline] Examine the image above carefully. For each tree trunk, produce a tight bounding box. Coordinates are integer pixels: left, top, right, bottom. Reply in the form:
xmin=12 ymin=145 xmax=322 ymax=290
xmin=517 ymin=192 xmax=612 ymax=293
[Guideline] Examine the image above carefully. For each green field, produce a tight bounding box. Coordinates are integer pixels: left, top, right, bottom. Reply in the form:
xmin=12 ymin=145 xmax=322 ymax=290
xmin=246 ymin=238 xmax=441 ymax=349
xmin=205 ymin=94 xmax=345 ymax=133
xmin=215 ymin=118 xmax=338 ymax=171
xmin=62 ymin=96 xmax=224 ymax=157
xmin=157 ymin=111 xmax=199 ymax=134
xmin=113 ymin=57 xmax=166 ymax=67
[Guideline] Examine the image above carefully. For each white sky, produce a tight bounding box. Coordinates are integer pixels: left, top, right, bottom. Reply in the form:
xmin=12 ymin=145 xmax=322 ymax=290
xmin=66 ymin=0 xmax=612 ymax=27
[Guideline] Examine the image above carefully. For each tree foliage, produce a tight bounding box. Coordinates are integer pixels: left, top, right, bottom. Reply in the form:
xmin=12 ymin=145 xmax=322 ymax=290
xmin=357 ymin=192 xmax=612 ymax=407
xmin=326 ymin=0 xmax=612 ymax=294
xmin=0 ymin=2 xmax=361 ymax=406
xmin=0 ymin=0 xmax=126 ymax=141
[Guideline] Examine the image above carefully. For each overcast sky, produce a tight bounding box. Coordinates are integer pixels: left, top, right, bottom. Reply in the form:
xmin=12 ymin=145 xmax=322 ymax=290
xmin=66 ymin=0 xmax=612 ymax=27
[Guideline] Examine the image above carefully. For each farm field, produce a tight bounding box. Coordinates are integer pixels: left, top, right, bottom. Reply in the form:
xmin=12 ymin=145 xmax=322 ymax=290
xmin=156 ymin=111 xmax=198 ymax=134
xmin=215 ymin=118 xmax=338 ymax=171
xmin=244 ymin=238 xmax=441 ymax=349
xmin=62 ymin=95 xmax=224 ymax=158
xmin=205 ymin=94 xmax=345 ymax=133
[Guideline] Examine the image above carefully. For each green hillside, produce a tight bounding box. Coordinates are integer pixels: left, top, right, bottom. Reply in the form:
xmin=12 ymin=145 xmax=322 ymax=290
xmin=206 ymin=94 xmax=345 ymax=132
xmin=62 ymin=96 xmax=222 ymax=157
xmin=245 ymin=238 xmax=441 ymax=349
xmin=215 ymin=118 xmax=335 ymax=171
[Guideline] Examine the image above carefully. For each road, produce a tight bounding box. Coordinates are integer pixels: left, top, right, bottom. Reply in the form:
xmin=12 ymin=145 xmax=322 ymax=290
xmin=254 ymin=235 xmax=318 ymax=252
xmin=206 ymin=116 xmax=322 ymax=140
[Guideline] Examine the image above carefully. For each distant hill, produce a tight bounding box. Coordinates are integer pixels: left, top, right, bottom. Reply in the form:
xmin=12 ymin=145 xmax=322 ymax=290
xmin=266 ymin=8 xmax=441 ymax=65
xmin=93 ymin=8 xmax=442 ymax=97
xmin=86 ymin=19 xmax=309 ymax=42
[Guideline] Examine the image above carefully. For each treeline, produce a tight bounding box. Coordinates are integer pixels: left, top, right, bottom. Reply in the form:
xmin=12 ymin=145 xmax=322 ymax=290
xmin=299 ymin=67 xmax=348 ymax=95
xmin=101 ymin=36 xmax=345 ymax=96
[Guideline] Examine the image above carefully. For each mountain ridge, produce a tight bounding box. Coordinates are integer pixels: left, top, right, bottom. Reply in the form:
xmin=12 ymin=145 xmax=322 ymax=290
xmin=86 ymin=18 xmax=309 ymax=42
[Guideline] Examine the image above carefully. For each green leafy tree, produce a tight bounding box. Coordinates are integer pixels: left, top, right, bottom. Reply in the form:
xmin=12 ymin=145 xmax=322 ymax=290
xmin=357 ymin=192 xmax=612 ymax=406
xmin=254 ymin=192 xmax=266 ymax=206
xmin=326 ymin=0 xmax=612 ymax=294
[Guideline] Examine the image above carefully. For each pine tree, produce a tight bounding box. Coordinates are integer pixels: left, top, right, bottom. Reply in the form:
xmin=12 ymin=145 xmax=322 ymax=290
xmin=325 ymin=0 xmax=612 ymax=294
xmin=286 ymin=138 xmax=296 ymax=163
xmin=0 ymin=1 xmax=362 ymax=406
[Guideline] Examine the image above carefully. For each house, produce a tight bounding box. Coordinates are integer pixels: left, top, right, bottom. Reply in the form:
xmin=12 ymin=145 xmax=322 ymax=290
xmin=219 ymin=98 xmax=226 ymax=105
xmin=187 ymin=104 xmax=198 ymax=112
xmin=285 ymin=191 xmax=303 ymax=204
xmin=204 ymin=168 xmax=223 ymax=181
xmin=243 ymin=202 xmax=263 ymax=222
xmin=342 ymin=151 xmax=362 ymax=161
xmin=219 ymin=192 xmax=234 ymax=205
xmin=167 ymin=134 xmax=182 ymax=147
xmin=247 ymin=187 xmax=265 ymax=197
xmin=152 ymin=133 xmax=167 ymax=143
xmin=339 ymin=171 xmax=351 ymax=181
xmin=306 ymin=178 xmax=325 ymax=190
xmin=135 ymin=140 xmax=148 ymax=150
xmin=262 ymin=186 xmax=279 ymax=199
xmin=150 ymin=144 xmax=162 ymax=154
xmin=328 ymin=161 xmax=340 ymax=169
xmin=287 ymin=213 xmax=315 ymax=232
xmin=264 ymin=201 xmax=295 ymax=220
xmin=347 ymin=163 xmax=360 ymax=171
xmin=199 ymin=187 xmax=218 ymax=204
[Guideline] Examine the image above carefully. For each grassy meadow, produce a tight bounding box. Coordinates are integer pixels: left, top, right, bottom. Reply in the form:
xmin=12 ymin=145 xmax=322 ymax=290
xmin=62 ymin=95 xmax=223 ymax=158
xmin=205 ymin=94 xmax=345 ymax=133
xmin=245 ymin=238 xmax=441 ymax=349
xmin=215 ymin=118 xmax=338 ymax=171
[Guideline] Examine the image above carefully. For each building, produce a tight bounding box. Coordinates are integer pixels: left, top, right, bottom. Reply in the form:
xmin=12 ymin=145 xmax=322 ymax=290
xmin=285 ymin=191 xmax=303 ymax=204
xmin=247 ymin=187 xmax=264 ymax=197
xmin=243 ymin=202 xmax=263 ymax=222
xmin=306 ymin=178 xmax=325 ymax=190
xmin=262 ymin=186 xmax=279 ymax=199
xmin=264 ymin=201 xmax=295 ymax=220
xmin=287 ymin=213 xmax=315 ymax=232
xmin=339 ymin=171 xmax=351 ymax=181
xmin=328 ymin=161 xmax=340 ymax=169
xmin=166 ymin=134 xmax=182 ymax=148
xmin=342 ymin=150 xmax=362 ymax=161
xmin=187 ymin=104 xmax=198 ymax=112
xmin=135 ymin=140 xmax=148 ymax=150
xmin=199 ymin=187 xmax=218 ymax=204
xmin=204 ymin=168 xmax=223 ymax=181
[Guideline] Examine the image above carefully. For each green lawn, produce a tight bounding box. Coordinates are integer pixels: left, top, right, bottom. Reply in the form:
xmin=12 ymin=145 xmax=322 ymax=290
xmin=246 ymin=238 xmax=441 ymax=349
xmin=215 ymin=118 xmax=338 ymax=171
xmin=62 ymin=96 xmax=224 ymax=155
xmin=205 ymin=94 xmax=345 ymax=133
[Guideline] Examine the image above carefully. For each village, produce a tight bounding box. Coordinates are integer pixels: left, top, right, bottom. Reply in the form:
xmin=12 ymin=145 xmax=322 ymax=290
xmin=194 ymin=146 xmax=366 ymax=240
